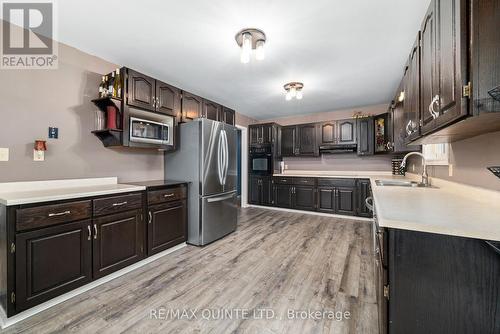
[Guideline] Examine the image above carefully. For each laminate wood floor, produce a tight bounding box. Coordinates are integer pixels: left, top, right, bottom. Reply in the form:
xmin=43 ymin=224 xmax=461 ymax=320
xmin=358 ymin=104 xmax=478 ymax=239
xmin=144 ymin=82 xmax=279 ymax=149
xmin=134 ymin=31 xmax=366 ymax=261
xmin=2 ymin=207 xmax=378 ymax=334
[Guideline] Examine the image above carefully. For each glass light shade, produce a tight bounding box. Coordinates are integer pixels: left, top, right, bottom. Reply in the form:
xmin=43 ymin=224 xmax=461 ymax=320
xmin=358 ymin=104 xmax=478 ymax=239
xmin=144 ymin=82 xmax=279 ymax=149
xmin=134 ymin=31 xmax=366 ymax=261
xmin=296 ymin=90 xmax=303 ymax=100
xmin=240 ymin=50 xmax=250 ymax=64
xmin=290 ymin=86 xmax=297 ymax=97
xmin=242 ymin=33 xmax=252 ymax=52
xmin=285 ymin=91 xmax=292 ymax=100
xmin=255 ymin=40 xmax=265 ymax=60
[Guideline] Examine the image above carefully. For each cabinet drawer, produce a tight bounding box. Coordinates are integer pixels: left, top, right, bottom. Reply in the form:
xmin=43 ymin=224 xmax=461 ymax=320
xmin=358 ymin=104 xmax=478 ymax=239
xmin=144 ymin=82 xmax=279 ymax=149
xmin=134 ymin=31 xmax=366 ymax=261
xmin=93 ymin=193 xmax=143 ymax=217
xmin=274 ymin=177 xmax=295 ymax=184
xmin=148 ymin=186 xmax=187 ymax=205
xmin=318 ymin=178 xmax=356 ymax=187
xmin=16 ymin=200 xmax=92 ymax=232
xmin=293 ymin=178 xmax=316 ymax=186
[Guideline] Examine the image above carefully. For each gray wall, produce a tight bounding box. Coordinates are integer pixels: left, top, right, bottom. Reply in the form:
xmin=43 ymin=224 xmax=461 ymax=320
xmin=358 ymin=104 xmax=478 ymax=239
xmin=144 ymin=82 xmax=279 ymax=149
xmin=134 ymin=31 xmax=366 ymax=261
xmin=283 ymin=154 xmax=393 ymax=172
xmin=0 ymin=41 xmax=166 ymax=183
xmin=410 ymin=131 xmax=500 ymax=191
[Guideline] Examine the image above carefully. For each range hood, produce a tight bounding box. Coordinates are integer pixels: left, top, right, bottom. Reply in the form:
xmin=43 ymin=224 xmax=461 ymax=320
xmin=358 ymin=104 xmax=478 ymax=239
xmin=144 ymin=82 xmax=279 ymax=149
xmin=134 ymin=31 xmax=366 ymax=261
xmin=319 ymin=144 xmax=357 ymax=154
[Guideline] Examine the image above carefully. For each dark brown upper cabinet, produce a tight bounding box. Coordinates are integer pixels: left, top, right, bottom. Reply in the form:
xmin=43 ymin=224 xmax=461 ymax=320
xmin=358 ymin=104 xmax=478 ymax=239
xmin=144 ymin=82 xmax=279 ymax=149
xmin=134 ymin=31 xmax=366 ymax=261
xmin=337 ymin=119 xmax=357 ymax=145
xmin=181 ymin=91 xmax=203 ymax=123
xmin=320 ymin=119 xmax=356 ymax=146
xmin=249 ymin=123 xmax=276 ymax=146
xmin=202 ymin=99 xmax=222 ymax=121
xmin=127 ymin=70 xmax=180 ymax=116
xmin=420 ymin=0 xmax=468 ymax=136
xmin=156 ymin=81 xmax=181 ymax=117
xmin=280 ymin=126 xmax=296 ymax=156
xmin=404 ymin=33 xmax=421 ymax=142
xmin=320 ymin=122 xmax=337 ymax=145
xmin=127 ymin=69 xmax=156 ymax=110
xmin=297 ymin=124 xmax=319 ymax=156
xmin=281 ymin=124 xmax=319 ymax=157
xmin=221 ymin=106 xmax=235 ymax=126
xmin=357 ymin=117 xmax=374 ymax=156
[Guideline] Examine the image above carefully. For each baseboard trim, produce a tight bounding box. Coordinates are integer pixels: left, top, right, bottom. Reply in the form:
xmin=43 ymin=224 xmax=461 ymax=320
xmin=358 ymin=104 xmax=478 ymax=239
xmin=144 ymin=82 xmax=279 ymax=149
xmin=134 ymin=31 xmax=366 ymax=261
xmin=0 ymin=243 xmax=187 ymax=329
xmin=246 ymin=205 xmax=372 ymax=222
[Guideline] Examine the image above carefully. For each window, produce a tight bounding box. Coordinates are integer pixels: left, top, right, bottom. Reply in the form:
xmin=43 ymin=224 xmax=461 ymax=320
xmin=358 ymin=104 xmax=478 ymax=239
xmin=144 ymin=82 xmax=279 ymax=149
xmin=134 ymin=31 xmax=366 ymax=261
xmin=422 ymin=143 xmax=450 ymax=166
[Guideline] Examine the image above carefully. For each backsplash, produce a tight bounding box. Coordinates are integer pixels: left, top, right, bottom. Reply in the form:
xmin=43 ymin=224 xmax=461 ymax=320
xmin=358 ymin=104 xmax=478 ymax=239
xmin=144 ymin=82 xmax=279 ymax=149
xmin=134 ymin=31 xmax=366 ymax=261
xmin=283 ymin=154 xmax=393 ymax=172
xmin=409 ymin=131 xmax=500 ymax=191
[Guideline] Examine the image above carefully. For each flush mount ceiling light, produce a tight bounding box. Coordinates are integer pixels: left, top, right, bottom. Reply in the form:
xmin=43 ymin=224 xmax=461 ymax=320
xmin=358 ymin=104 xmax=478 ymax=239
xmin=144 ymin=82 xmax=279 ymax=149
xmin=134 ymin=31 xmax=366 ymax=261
xmin=235 ymin=28 xmax=266 ymax=63
xmin=284 ymin=82 xmax=304 ymax=101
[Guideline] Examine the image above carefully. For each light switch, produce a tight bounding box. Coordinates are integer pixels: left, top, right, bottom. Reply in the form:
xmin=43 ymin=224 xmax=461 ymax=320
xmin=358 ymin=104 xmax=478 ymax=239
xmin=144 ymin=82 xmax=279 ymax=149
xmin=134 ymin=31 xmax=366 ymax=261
xmin=0 ymin=148 xmax=9 ymax=161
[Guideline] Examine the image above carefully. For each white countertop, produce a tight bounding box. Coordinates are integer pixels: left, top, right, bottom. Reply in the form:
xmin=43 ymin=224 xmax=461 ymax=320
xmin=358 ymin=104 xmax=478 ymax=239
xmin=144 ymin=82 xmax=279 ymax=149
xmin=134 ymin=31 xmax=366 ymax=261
xmin=370 ymin=176 xmax=500 ymax=242
xmin=274 ymin=170 xmax=394 ymax=178
xmin=273 ymin=170 xmax=500 ymax=242
xmin=0 ymin=178 xmax=146 ymax=206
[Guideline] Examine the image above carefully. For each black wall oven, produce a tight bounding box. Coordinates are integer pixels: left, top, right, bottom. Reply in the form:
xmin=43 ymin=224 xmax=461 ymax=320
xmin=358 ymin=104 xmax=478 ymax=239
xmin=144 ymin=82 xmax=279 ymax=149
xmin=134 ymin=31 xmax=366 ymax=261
xmin=249 ymin=146 xmax=274 ymax=175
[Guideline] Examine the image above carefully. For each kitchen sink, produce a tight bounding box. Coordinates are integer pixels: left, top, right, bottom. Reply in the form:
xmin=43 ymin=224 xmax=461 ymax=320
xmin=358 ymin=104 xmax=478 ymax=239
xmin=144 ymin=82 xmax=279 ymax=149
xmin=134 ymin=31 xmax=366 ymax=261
xmin=375 ymin=179 xmax=437 ymax=188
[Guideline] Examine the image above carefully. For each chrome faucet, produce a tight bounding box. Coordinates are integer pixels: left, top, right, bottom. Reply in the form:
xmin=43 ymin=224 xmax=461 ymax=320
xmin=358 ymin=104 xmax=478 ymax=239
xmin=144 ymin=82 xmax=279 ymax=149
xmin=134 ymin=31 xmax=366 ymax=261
xmin=400 ymin=152 xmax=429 ymax=186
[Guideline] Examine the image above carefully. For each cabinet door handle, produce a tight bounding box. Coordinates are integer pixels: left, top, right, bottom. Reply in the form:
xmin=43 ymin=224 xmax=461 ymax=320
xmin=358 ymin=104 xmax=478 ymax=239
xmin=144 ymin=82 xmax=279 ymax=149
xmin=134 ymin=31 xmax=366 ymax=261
xmin=48 ymin=210 xmax=71 ymax=217
xmin=93 ymin=224 xmax=98 ymax=239
xmin=429 ymin=95 xmax=440 ymax=119
xmin=87 ymin=225 xmax=91 ymax=241
xmin=112 ymin=201 xmax=128 ymax=206
xmin=148 ymin=211 xmax=152 ymax=224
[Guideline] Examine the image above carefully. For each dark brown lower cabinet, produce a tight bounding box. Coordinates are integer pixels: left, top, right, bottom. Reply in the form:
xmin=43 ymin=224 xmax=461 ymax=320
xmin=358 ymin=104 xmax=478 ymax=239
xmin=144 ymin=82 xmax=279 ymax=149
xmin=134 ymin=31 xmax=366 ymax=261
xmin=335 ymin=187 xmax=356 ymax=216
xmin=248 ymin=175 xmax=273 ymax=206
xmin=316 ymin=179 xmax=357 ymax=216
xmin=15 ymin=220 xmax=92 ymax=312
xmin=357 ymin=179 xmax=373 ymax=218
xmin=293 ymin=186 xmax=316 ymax=211
xmin=274 ymin=184 xmax=293 ymax=208
xmin=387 ymin=229 xmax=500 ymax=334
xmin=92 ymin=210 xmax=144 ymax=279
xmin=148 ymin=200 xmax=187 ymax=256
xmin=317 ymin=187 xmax=335 ymax=213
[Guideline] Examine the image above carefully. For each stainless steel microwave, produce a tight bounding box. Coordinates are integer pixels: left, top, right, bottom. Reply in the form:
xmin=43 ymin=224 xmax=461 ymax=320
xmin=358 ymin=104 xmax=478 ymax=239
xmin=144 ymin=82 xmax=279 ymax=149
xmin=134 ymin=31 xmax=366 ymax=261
xmin=129 ymin=116 xmax=173 ymax=146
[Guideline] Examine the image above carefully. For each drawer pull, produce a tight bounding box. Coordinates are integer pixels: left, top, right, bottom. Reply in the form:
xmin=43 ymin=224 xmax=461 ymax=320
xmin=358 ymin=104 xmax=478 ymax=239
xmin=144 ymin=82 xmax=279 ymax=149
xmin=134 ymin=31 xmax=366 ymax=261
xmin=164 ymin=193 xmax=175 ymax=198
xmin=112 ymin=201 xmax=128 ymax=206
xmin=48 ymin=210 xmax=71 ymax=217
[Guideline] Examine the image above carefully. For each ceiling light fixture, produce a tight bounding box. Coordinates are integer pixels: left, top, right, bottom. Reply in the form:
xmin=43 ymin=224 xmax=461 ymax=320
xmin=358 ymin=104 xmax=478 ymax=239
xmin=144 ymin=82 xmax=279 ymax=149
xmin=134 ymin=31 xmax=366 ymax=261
xmin=284 ymin=82 xmax=304 ymax=101
xmin=235 ymin=28 xmax=266 ymax=63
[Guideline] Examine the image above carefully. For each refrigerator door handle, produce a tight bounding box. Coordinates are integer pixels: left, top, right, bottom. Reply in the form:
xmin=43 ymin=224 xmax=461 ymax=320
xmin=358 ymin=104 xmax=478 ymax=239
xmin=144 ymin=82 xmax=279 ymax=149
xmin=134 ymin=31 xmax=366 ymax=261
xmin=217 ymin=132 xmax=223 ymax=185
xmin=207 ymin=192 xmax=235 ymax=203
xmin=222 ymin=130 xmax=229 ymax=185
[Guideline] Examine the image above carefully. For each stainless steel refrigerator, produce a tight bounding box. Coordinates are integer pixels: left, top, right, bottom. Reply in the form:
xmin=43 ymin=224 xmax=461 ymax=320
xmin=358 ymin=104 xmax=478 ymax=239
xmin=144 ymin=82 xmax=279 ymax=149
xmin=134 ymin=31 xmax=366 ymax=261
xmin=165 ymin=118 xmax=238 ymax=246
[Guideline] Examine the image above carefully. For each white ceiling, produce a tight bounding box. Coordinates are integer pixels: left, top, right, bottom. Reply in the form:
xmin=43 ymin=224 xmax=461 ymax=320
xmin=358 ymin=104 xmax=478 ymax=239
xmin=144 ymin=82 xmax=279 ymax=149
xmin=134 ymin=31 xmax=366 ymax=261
xmin=57 ymin=0 xmax=430 ymax=120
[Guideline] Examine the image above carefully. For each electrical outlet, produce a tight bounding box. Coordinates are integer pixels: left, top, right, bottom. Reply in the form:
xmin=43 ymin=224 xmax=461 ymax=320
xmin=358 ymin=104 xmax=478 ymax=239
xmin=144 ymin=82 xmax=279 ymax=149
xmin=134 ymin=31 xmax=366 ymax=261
xmin=33 ymin=150 xmax=45 ymax=162
xmin=449 ymin=164 xmax=454 ymax=177
xmin=284 ymin=164 xmax=288 ymax=170
xmin=0 ymin=148 xmax=9 ymax=161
